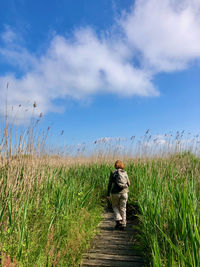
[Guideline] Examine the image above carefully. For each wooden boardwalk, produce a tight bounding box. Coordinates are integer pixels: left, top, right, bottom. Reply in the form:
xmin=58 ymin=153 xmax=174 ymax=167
xmin=81 ymin=211 xmax=146 ymax=267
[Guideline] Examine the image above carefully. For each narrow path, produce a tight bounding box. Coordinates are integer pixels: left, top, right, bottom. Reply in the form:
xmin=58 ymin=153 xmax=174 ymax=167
xmin=81 ymin=211 xmax=146 ymax=267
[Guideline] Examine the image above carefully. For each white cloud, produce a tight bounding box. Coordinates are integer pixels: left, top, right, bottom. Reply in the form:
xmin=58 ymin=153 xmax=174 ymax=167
xmin=0 ymin=27 xmax=157 ymax=120
xmin=0 ymin=26 xmax=37 ymax=72
xmin=121 ymin=0 xmax=200 ymax=72
xmin=1 ymin=0 xmax=200 ymax=121
xmin=1 ymin=25 xmax=17 ymax=43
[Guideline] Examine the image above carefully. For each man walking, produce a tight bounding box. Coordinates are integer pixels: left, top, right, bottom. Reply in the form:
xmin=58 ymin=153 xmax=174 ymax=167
xmin=107 ymin=160 xmax=130 ymax=230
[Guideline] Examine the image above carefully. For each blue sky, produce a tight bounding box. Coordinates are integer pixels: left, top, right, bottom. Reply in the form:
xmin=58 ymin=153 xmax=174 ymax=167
xmin=0 ymin=0 xmax=200 ymax=146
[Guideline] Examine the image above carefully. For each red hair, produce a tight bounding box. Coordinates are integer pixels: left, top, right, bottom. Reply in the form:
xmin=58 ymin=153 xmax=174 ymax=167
xmin=115 ymin=160 xmax=125 ymax=169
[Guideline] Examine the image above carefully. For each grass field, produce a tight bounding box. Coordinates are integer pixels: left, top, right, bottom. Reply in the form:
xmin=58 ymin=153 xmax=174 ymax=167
xmin=0 ymin=161 xmax=108 ymax=266
xmin=128 ymin=153 xmax=200 ymax=267
xmin=0 ymin=153 xmax=199 ymax=266
xmin=0 ymin=115 xmax=200 ymax=266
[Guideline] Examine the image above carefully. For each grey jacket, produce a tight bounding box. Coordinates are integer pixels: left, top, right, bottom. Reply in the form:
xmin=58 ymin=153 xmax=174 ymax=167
xmin=107 ymin=169 xmax=130 ymax=196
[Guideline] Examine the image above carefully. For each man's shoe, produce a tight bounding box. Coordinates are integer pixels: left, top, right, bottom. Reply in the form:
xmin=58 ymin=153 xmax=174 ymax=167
xmin=115 ymin=220 xmax=122 ymax=229
xmin=119 ymin=224 xmax=126 ymax=230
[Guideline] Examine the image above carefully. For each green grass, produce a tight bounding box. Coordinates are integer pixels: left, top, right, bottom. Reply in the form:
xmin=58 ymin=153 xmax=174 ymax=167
xmin=127 ymin=152 xmax=200 ymax=267
xmin=0 ymin=163 xmax=111 ymax=266
xmin=0 ymin=153 xmax=200 ymax=266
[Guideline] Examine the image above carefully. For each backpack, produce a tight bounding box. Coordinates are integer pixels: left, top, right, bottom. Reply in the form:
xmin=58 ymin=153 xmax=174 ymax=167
xmin=114 ymin=169 xmax=128 ymax=189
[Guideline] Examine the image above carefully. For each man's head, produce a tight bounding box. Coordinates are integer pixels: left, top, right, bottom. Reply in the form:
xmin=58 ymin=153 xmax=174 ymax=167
xmin=115 ymin=160 xmax=124 ymax=169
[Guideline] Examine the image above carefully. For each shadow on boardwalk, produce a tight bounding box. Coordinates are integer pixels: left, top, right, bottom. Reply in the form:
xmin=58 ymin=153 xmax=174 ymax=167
xmin=81 ymin=210 xmax=146 ymax=267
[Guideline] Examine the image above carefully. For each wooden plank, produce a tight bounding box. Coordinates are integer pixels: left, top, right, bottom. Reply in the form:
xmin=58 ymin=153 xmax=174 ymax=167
xmin=90 ymin=243 xmax=134 ymax=250
xmin=99 ymin=231 xmax=130 ymax=236
xmin=88 ymin=248 xmax=141 ymax=256
xmin=81 ymin=259 xmax=145 ymax=267
xmin=96 ymin=233 xmax=132 ymax=239
xmin=90 ymin=240 xmax=133 ymax=246
xmin=84 ymin=253 xmax=143 ymax=262
xmin=98 ymin=236 xmax=131 ymax=241
xmin=100 ymin=229 xmax=132 ymax=233
xmin=95 ymin=236 xmax=131 ymax=241
xmin=81 ymin=211 xmax=145 ymax=267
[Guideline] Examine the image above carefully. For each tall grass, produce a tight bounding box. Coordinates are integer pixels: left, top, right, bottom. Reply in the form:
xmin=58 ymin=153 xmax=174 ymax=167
xmin=1 ymin=154 xmax=199 ymax=266
xmin=127 ymin=153 xmax=200 ymax=266
xmin=0 ymin=101 xmax=200 ymax=266
xmin=0 ymin=102 xmax=110 ymax=265
xmin=0 ymin=162 xmax=111 ymax=266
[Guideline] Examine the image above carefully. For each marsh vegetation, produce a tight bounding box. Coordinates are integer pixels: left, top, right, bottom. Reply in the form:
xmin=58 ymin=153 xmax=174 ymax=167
xmin=0 ymin=105 xmax=200 ymax=266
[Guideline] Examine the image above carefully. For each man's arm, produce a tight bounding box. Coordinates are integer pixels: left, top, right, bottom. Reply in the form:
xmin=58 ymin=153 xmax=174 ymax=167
xmin=107 ymin=172 xmax=113 ymax=197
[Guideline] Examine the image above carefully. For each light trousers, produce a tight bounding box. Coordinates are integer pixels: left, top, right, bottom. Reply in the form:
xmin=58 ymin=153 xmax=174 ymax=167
xmin=112 ymin=193 xmax=128 ymax=226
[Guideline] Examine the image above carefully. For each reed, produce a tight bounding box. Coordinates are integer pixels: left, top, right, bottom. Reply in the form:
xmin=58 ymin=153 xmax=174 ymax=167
xmin=0 ymin=99 xmax=199 ymax=266
xmin=0 ymin=162 xmax=110 ymax=266
xmin=127 ymin=153 xmax=200 ymax=266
